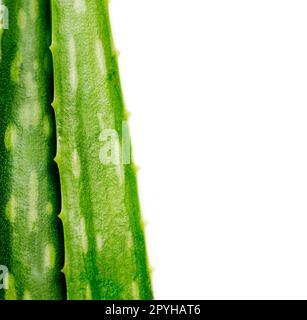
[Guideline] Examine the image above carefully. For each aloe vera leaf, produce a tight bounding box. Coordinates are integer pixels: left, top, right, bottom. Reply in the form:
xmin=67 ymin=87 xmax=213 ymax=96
xmin=51 ymin=0 xmax=153 ymax=300
xmin=0 ymin=0 xmax=64 ymax=300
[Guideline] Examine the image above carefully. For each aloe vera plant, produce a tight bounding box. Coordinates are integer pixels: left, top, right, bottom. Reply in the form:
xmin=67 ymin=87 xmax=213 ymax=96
xmin=0 ymin=0 xmax=152 ymax=300
xmin=51 ymin=0 xmax=153 ymax=299
xmin=0 ymin=0 xmax=64 ymax=299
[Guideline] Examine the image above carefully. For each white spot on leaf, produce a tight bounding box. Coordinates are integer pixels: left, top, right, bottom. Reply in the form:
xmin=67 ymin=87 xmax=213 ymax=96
xmin=29 ymin=172 xmax=38 ymax=229
xmin=17 ymin=9 xmax=27 ymax=30
xmin=96 ymin=235 xmax=103 ymax=251
xmin=85 ymin=285 xmax=92 ymax=300
xmin=131 ymin=281 xmax=140 ymax=299
xmin=68 ymin=37 xmax=78 ymax=92
xmin=19 ymin=102 xmax=41 ymax=129
xmin=6 ymin=196 xmax=16 ymax=223
xmin=23 ymin=291 xmax=32 ymax=300
xmin=44 ymin=244 xmax=55 ymax=269
xmin=29 ymin=1 xmax=38 ymax=21
xmin=72 ymin=149 xmax=81 ymax=178
xmin=4 ymin=124 xmax=17 ymax=150
xmin=46 ymin=202 xmax=53 ymax=215
xmin=25 ymin=72 xmax=38 ymax=97
xmin=5 ymin=274 xmax=17 ymax=300
xmin=10 ymin=51 xmax=21 ymax=82
xmin=74 ymin=0 xmax=87 ymax=13
xmin=126 ymin=232 xmax=133 ymax=249
xmin=96 ymin=40 xmax=106 ymax=75
xmin=80 ymin=218 xmax=88 ymax=253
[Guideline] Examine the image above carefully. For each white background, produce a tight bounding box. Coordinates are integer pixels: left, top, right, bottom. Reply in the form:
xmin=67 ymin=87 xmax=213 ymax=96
xmin=111 ymin=0 xmax=307 ymax=299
